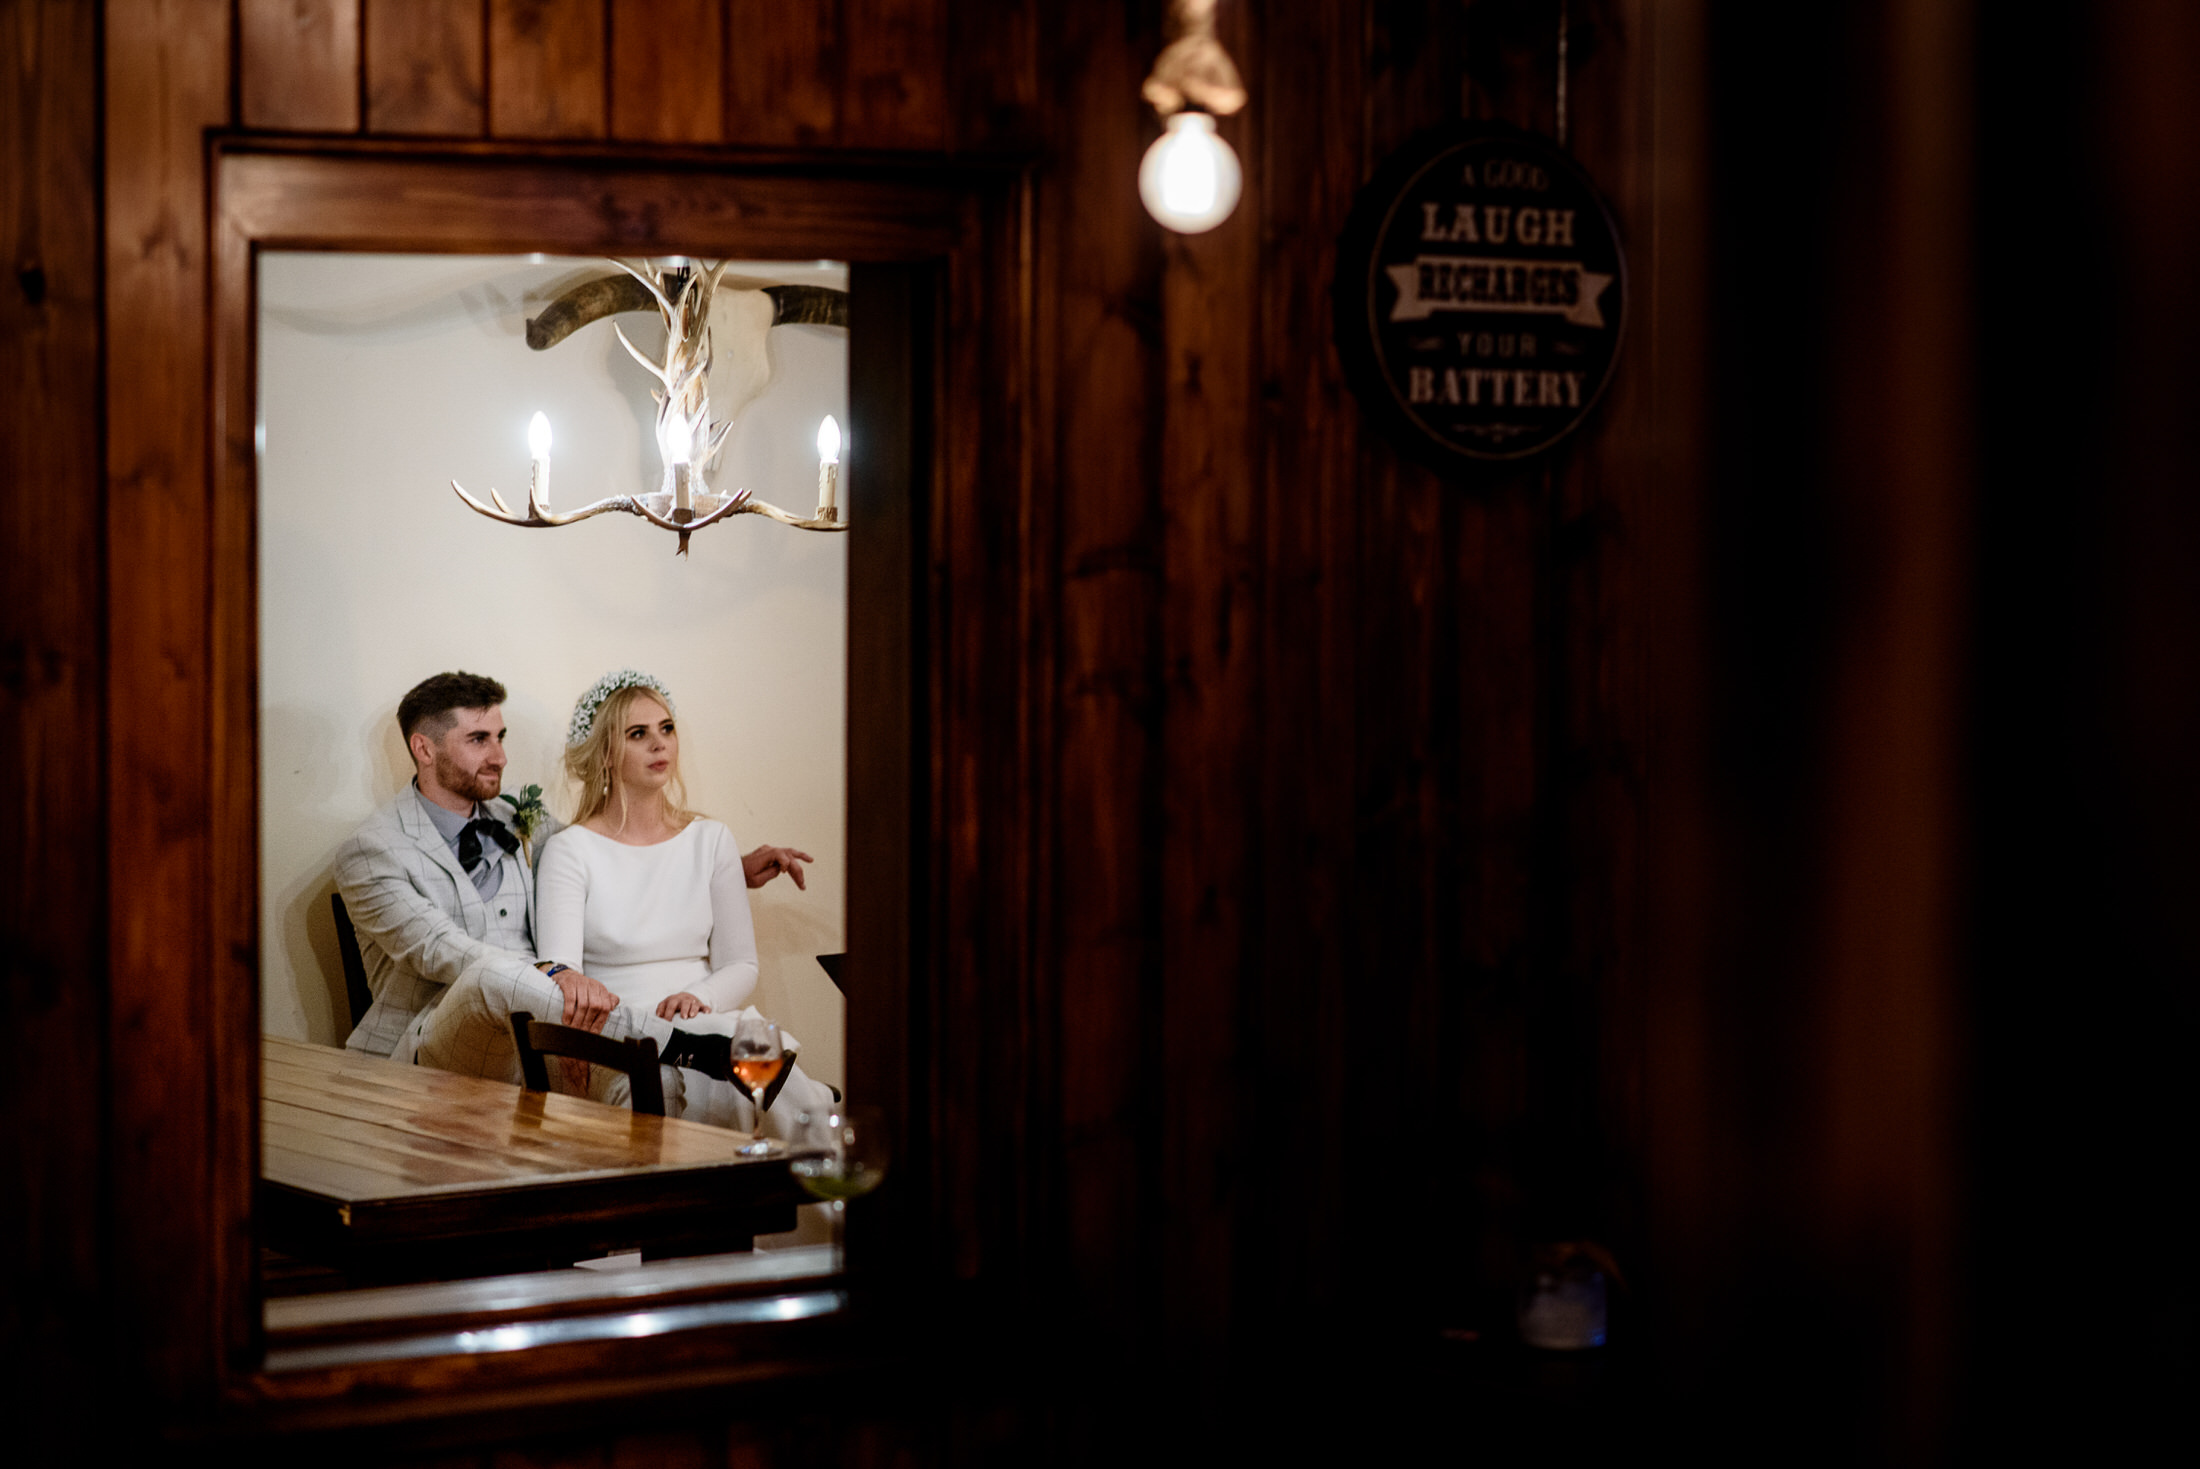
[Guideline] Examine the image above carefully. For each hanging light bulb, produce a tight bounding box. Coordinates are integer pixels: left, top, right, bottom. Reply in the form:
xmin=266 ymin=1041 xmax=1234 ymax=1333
xmin=1139 ymin=1 xmax=1246 ymax=233
xmin=1140 ymin=111 xmax=1242 ymax=233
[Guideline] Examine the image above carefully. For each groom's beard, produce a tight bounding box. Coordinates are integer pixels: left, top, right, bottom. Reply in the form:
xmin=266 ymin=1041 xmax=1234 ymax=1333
xmin=433 ymin=751 xmax=503 ymax=803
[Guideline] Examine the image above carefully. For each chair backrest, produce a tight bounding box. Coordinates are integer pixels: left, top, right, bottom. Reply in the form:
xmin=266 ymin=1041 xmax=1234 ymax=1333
xmin=330 ymin=891 xmax=374 ymax=1029
xmin=508 ymin=1011 xmax=666 ymax=1115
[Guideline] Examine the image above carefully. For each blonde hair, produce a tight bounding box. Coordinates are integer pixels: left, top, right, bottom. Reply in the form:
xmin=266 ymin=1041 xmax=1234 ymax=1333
xmin=563 ymin=682 xmax=701 ymax=835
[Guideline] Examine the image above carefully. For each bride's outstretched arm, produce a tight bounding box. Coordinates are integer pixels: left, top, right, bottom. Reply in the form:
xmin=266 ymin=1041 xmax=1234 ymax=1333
xmin=693 ymin=823 xmax=760 ymax=1013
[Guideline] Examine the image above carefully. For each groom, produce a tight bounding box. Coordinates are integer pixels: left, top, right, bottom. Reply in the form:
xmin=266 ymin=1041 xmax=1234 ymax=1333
xmin=337 ymin=671 xmax=608 ymax=1056
xmin=335 ymin=670 xmax=824 ymax=1129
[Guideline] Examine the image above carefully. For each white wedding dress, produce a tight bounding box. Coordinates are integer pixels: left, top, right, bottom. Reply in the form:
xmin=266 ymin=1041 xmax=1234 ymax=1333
xmin=535 ymin=818 xmax=830 ymax=1134
xmin=534 ymin=817 xmax=758 ymax=1019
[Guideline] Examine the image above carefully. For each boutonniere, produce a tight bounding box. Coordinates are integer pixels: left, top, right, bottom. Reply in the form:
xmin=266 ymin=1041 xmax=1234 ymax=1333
xmin=497 ymin=783 xmax=548 ymax=865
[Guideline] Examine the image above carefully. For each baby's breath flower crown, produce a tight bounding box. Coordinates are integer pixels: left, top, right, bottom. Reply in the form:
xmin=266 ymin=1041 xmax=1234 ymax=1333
xmin=568 ymin=669 xmax=678 ymax=749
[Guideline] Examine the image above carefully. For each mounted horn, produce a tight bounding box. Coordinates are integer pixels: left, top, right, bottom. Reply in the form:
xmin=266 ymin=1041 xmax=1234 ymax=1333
xmin=526 ymin=275 xmax=848 ymax=351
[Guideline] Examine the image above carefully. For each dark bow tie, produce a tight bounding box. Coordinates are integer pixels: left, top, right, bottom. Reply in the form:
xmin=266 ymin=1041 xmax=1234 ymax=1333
xmin=458 ymin=816 xmax=519 ymax=871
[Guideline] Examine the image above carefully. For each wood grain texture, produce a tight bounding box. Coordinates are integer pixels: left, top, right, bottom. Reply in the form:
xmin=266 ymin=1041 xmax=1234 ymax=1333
xmin=924 ymin=182 xmax=1043 ymax=1291
xmin=104 ymin=0 xmax=232 ymax=1406
xmin=1551 ymin=0 xmax=1654 ymax=1300
xmin=488 ymin=0 xmax=605 ymax=138
xmin=1039 ymin=0 xmax=1163 ymax=1333
xmin=365 ymin=0 xmax=486 ymax=136
xmin=1154 ymin=0 xmax=1260 ymax=1366
xmin=0 ymin=1 xmax=105 ymax=1452
xmin=1236 ymin=0 xmax=1370 ymax=1337
xmin=262 ymin=1038 xmax=805 ymax=1278
xmin=608 ymin=0 xmax=721 ymax=143
xmin=217 ymin=150 xmax=965 ymax=259
xmin=841 ymin=261 xmax=922 ymax=1288
xmin=239 ymin=0 xmax=361 ymax=131
xmin=947 ymin=0 xmax=1039 ymax=153
xmin=42 ymin=0 xmax=2028 ymax=1456
xmin=210 ymin=146 xmax=264 ymax=1394
xmin=722 ymin=0 xmax=838 ymax=148
xmin=841 ymin=0 xmax=946 ymax=150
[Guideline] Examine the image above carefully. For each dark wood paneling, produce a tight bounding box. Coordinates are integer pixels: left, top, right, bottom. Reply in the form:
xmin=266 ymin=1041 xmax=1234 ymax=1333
xmin=365 ymin=0 xmax=487 ymax=136
xmin=217 ymin=151 xmax=965 ymax=259
xmin=1238 ymin=0 xmax=1370 ymax=1334
xmin=722 ymin=0 xmax=839 ymax=148
xmin=841 ymin=0 xmax=946 ymax=151
xmin=1639 ymin=4 xmax=1970 ymax=1456
xmin=1153 ymin=0 xmax=1261 ymax=1372
xmin=42 ymin=0 xmax=2042 ymax=1459
xmin=957 ymin=184 xmax=1046 ymax=1292
xmin=104 ymin=0 xmax=232 ymax=1405
xmin=844 ymin=260 xmax=922 ymax=1287
xmin=947 ymin=0 xmax=1038 ymax=154
xmin=608 ymin=0 xmax=722 ymax=144
xmin=1560 ymin=0 xmax=1654 ymax=1308
xmin=1040 ymin=0 xmax=1163 ymax=1332
xmin=240 ymin=0 xmax=361 ymax=132
xmin=488 ymin=0 xmax=606 ymax=139
xmin=0 ymin=0 xmax=106 ymax=1451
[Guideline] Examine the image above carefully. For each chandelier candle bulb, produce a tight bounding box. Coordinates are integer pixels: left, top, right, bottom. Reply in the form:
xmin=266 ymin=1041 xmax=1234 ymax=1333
xmin=816 ymin=415 xmax=841 ymax=521
xmin=662 ymin=414 xmax=696 ymax=518
xmin=527 ymin=411 xmax=552 ymax=511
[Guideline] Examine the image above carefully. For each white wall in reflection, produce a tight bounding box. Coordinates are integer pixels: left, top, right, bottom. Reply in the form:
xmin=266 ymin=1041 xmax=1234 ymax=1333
xmin=257 ymin=252 xmax=848 ymax=1091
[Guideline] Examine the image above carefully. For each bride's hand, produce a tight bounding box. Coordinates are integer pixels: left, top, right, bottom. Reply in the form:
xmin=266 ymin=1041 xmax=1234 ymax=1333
xmin=657 ymin=992 xmax=709 ymax=1021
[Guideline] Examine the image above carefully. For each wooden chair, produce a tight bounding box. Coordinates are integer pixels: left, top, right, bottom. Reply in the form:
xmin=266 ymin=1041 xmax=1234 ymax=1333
xmin=508 ymin=1011 xmax=667 ymax=1115
xmin=330 ymin=891 xmax=374 ymax=1030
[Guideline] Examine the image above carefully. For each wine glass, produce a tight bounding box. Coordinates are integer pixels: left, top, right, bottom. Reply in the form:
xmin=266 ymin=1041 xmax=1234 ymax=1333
xmin=789 ymin=1104 xmax=888 ymax=1267
xmin=729 ymin=1013 xmax=784 ymax=1157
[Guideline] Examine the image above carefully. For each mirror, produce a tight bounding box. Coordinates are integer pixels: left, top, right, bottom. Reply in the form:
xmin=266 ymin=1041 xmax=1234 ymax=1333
xmin=256 ymin=251 xmax=851 ymax=1283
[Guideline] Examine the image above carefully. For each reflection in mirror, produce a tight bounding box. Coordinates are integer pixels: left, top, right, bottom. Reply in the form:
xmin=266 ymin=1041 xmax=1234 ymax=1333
xmin=256 ymin=252 xmax=849 ymax=1295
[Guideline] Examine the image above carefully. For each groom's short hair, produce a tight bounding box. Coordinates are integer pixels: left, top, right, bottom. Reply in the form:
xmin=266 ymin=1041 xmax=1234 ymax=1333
xmin=397 ymin=671 xmax=508 ymax=744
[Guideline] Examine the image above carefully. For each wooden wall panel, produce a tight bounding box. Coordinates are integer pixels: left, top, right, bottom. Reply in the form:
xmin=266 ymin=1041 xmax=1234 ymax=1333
xmin=1040 ymin=0 xmax=1163 ymax=1331
xmin=104 ymin=0 xmax=232 ymax=1405
xmin=722 ymin=0 xmax=839 ymax=148
xmin=365 ymin=0 xmax=487 ymax=135
xmin=947 ymin=0 xmax=1038 ymax=153
xmin=608 ymin=0 xmax=722 ymax=144
xmin=0 ymin=1 xmax=106 ymax=1453
xmin=1557 ymin=0 xmax=1654 ymax=1298
xmin=54 ymin=0 xmax=1701 ymax=1450
xmin=1237 ymin=0 xmax=1368 ymax=1333
xmin=1154 ymin=0 xmax=1260 ymax=1368
xmin=841 ymin=0 xmax=946 ymax=150
xmin=488 ymin=0 xmax=605 ymax=139
xmin=239 ymin=0 xmax=361 ymax=132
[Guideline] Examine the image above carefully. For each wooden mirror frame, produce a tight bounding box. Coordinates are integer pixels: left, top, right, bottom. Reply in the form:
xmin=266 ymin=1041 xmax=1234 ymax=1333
xmin=108 ymin=137 xmax=1033 ymax=1428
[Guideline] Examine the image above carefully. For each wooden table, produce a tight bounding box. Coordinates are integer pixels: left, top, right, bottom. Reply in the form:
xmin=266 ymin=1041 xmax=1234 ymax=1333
xmin=261 ymin=1036 xmax=809 ymax=1285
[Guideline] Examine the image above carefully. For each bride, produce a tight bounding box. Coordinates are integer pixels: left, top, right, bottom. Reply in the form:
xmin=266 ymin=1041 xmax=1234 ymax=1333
xmin=535 ymin=668 xmax=829 ymax=1128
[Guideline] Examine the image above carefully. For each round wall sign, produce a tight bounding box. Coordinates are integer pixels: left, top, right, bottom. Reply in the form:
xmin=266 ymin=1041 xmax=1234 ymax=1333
xmin=1334 ymin=122 xmax=1627 ymax=466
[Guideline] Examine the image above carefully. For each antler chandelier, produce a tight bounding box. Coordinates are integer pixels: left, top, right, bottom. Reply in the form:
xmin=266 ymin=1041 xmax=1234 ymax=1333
xmin=452 ymin=258 xmax=847 ymax=556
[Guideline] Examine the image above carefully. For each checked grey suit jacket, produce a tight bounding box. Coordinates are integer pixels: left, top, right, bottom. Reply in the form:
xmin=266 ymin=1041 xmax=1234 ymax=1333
xmin=335 ymin=788 xmax=551 ymax=1057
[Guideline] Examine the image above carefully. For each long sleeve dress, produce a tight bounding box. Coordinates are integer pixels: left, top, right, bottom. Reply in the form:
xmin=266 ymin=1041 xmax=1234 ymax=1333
xmin=533 ymin=818 xmax=760 ymax=1018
